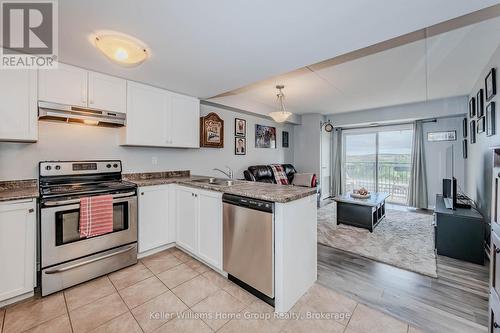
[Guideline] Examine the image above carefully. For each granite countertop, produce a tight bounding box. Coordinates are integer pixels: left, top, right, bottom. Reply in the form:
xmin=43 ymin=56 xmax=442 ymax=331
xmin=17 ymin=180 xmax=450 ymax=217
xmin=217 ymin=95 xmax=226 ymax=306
xmin=123 ymin=170 xmax=196 ymax=187
xmin=0 ymin=179 xmax=39 ymax=202
xmin=124 ymin=171 xmax=317 ymax=203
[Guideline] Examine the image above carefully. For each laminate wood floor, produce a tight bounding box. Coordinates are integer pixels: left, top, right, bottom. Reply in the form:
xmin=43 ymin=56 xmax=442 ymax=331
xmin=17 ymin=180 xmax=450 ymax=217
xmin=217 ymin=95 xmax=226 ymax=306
xmin=317 ymin=244 xmax=490 ymax=333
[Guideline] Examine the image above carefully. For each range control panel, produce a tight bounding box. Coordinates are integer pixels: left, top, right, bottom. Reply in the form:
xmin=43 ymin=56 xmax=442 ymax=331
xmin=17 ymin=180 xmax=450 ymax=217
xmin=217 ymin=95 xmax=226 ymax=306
xmin=39 ymin=160 xmax=122 ymax=177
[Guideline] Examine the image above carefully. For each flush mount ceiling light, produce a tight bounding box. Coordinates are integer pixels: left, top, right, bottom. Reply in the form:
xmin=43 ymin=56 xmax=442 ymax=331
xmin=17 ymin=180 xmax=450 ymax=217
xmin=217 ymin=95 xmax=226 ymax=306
xmin=94 ymin=34 xmax=148 ymax=67
xmin=269 ymin=85 xmax=292 ymax=123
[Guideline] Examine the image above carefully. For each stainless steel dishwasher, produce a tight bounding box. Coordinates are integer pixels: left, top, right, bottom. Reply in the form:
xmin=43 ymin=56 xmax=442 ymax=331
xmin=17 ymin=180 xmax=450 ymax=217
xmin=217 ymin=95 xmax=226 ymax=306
xmin=222 ymin=194 xmax=274 ymax=305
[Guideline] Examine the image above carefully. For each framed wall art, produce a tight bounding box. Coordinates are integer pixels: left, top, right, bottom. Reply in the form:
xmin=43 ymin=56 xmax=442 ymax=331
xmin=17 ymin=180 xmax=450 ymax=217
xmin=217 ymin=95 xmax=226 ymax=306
xmin=477 ymin=89 xmax=484 ymax=118
xmin=235 ymin=118 xmax=246 ymax=137
xmin=470 ymin=120 xmax=476 ymax=144
xmin=255 ymin=124 xmax=276 ymax=148
xmin=462 ymin=118 xmax=468 ymax=138
xmin=282 ymin=131 xmax=289 ymax=148
xmin=200 ymin=112 xmax=224 ymax=148
xmin=477 ymin=116 xmax=485 ymax=134
xmin=235 ymin=137 xmax=246 ymax=155
xmin=462 ymin=139 xmax=468 ymax=159
xmin=486 ymin=68 xmax=496 ymax=102
xmin=487 ymin=102 xmax=496 ymax=137
xmin=469 ymin=97 xmax=476 ymax=118
xmin=427 ymin=131 xmax=456 ymax=142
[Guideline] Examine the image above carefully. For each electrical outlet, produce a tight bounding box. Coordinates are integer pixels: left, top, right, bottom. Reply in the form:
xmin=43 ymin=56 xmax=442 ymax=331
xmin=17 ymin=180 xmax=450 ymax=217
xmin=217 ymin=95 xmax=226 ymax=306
xmin=152 ymin=156 xmax=158 ymax=166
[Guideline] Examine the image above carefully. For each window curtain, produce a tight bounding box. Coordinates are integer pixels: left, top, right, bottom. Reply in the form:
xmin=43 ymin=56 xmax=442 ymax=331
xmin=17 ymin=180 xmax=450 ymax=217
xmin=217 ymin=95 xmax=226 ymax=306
xmin=330 ymin=128 xmax=342 ymax=197
xmin=407 ymin=120 xmax=428 ymax=208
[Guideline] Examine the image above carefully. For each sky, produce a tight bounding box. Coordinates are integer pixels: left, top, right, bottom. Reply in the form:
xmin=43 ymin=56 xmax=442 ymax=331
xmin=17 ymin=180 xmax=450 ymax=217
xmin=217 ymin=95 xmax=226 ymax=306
xmin=345 ymin=130 xmax=413 ymax=156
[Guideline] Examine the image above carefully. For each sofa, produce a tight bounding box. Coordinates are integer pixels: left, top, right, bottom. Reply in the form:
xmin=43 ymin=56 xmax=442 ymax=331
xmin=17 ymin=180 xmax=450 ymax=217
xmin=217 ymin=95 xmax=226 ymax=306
xmin=243 ymin=164 xmax=297 ymax=184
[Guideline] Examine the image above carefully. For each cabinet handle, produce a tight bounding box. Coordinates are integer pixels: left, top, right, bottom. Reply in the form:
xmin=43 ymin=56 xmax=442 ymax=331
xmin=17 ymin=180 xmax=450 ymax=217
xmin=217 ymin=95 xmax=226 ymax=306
xmin=494 ymin=322 xmax=500 ymax=328
xmin=141 ymin=192 xmax=144 ymax=196
xmin=28 ymin=208 xmax=34 ymax=213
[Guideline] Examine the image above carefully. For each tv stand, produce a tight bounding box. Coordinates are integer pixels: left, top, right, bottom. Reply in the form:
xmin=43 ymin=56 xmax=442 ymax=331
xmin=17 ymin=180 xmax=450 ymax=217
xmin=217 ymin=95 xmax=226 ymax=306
xmin=434 ymin=195 xmax=484 ymax=264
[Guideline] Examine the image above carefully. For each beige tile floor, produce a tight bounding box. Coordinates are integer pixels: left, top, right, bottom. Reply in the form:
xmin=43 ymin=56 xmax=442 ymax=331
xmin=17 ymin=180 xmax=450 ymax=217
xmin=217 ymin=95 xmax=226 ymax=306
xmin=0 ymin=247 xmax=425 ymax=333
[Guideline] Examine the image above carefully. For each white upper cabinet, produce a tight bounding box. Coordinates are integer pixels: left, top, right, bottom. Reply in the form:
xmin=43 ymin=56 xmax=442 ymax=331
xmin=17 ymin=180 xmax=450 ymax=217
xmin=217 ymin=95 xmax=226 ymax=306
xmin=123 ymin=81 xmax=170 ymax=146
xmin=171 ymin=93 xmax=200 ymax=148
xmin=0 ymin=69 xmax=37 ymax=142
xmin=122 ymin=82 xmax=200 ymax=148
xmin=38 ymin=63 xmax=88 ymax=107
xmin=88 ymin=72 xmax=126 ymax=113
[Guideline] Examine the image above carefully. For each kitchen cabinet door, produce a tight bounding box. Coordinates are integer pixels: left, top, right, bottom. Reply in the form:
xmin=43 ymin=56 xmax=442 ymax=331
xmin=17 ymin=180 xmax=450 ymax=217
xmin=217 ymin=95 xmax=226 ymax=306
xmin=176 ymin=186 xmax=197 ymax=254
xmin=197 ymin=189 xmax=223 ymax=269
xmin=88 ymin=72 xmax=126 ymax=113
xmin=38 ymin=63 xmax=88 ymax=107
xmin=138 ymin=185 xmax=170 ymax=253
xmin=0 ymin=199 xmax=36 ymax=302
xmin=170 ymin=93 xmax=200 ymax=148
xmin=122 ymin=81 xmax=169 ymax=146
xmin=0 ymin=69 xmax=37 ymax=142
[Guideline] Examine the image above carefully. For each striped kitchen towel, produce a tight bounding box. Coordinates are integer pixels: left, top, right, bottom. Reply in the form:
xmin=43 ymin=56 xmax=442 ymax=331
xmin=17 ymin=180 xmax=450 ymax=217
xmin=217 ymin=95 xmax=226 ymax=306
xmin=79 ymin=195 xmax=114 ymax=238
xmin=269 ymin=164 xmax=289 ymax=185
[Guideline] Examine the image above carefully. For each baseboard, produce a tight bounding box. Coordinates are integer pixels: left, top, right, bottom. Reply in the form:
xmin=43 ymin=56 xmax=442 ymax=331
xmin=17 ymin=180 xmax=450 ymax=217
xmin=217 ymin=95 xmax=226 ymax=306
xmin=137 ymin=243 xmax=176 ymax=259
xmin=0 ymin=290 xmax=34 ymax=308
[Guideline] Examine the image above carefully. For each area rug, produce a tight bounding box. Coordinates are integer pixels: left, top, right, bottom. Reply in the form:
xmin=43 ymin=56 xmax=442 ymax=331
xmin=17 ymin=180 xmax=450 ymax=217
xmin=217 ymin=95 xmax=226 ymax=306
xmin=317 ymin=202 xmax=438 ymax=278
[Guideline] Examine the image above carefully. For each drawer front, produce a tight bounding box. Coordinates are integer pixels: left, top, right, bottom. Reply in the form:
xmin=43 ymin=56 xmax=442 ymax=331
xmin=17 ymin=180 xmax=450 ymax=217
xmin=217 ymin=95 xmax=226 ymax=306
xmin=491 ymin=288 xmax=500 ymax=333
xmin=493 ymin=231 xmax=500 ymax=297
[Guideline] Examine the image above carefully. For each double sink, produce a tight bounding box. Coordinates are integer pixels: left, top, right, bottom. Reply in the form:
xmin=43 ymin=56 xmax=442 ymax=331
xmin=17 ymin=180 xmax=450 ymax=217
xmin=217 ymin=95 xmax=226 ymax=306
xmin=191 ymin=177 xmax=237 ymax=187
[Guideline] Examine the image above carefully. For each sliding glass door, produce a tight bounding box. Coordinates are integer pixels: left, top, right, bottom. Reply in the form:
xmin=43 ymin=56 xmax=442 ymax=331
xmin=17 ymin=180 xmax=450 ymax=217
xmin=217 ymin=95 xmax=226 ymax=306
xmin=342 ymin=125 xmax=413 ymax=204
xmin=343 ymin=133 xmax=377 ymax=193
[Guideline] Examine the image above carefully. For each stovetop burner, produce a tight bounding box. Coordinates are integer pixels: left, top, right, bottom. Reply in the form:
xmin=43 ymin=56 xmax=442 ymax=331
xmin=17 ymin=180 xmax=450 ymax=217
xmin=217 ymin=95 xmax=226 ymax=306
xmin=39 ymin=160 xmax=136 ymax=199
xmin=40 ymin=180 xmax=137 ymax=198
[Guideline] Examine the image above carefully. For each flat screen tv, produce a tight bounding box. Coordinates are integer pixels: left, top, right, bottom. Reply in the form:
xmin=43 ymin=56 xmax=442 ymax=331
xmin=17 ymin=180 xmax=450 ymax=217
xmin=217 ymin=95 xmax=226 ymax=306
xmin=443 ymin=145 xmax=457 ymax=209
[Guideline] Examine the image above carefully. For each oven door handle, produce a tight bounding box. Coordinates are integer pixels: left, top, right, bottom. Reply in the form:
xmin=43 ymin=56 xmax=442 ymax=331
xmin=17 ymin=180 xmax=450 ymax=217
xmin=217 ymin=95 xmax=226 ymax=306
xmin=43 ymin=191 xmax=136 ymax=206
xmin=44 ymin=245 xmax=136 ymax=274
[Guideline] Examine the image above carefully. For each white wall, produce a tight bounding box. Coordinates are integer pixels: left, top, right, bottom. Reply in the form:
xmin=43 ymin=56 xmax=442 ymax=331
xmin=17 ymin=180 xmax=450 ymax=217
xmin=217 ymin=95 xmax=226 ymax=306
xmin=0 ymin=104 xmax=294 ymax=181
xmin=327 ymin=96 xmax=467 ymax=127
xmin=293 ymin=113 xmax=323 ymax=176
xmin=465 ymin=45 xmax=500 ymax=220
xmin=423 ymin=116 xmax=466 ymax=208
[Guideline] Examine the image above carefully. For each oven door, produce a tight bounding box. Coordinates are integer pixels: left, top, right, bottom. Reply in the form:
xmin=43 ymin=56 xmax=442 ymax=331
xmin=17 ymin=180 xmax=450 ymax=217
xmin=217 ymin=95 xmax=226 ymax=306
xmin=40 ymin=192 xmax=137 ymax=268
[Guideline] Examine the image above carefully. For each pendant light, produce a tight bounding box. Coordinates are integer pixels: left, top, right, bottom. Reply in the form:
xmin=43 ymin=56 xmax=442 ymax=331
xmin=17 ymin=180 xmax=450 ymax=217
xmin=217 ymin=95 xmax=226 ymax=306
xmin=269 ymin=85 xmax=292 ymax=122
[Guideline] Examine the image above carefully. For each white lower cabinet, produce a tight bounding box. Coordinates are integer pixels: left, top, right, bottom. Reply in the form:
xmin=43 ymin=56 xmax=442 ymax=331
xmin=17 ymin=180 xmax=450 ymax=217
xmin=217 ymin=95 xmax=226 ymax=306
xmin=138 ymin=185 xmax=175 ymax=253
xmin=176 ymin=186 xmax=223 ymax=270
xmin=175 ymin=186 xmax=198 ymax=253
xmin=197 ymin=190 xmax=223 ymax=269
xmin=137 ymin=184 xmax=223 ymax=269
xmin=0 ymin=199 xmax=36 ymax=303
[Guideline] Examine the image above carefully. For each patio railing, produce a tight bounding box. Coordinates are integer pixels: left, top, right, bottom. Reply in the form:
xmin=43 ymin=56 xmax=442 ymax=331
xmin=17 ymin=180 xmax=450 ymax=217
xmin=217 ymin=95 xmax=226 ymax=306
xmin=344 ymin=161 xmax=411 ymax=204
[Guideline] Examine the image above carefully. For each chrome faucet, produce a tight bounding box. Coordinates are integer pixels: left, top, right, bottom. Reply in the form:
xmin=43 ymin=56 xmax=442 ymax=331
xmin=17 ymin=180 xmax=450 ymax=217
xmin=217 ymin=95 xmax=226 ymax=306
xmin=213 ymin=166 xmax=234 ymax=179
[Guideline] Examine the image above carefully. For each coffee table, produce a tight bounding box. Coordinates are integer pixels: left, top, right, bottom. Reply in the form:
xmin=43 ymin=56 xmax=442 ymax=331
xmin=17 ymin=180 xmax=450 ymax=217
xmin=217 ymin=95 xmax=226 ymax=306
xmin=333 ymin=192 xmax=389 ymax=232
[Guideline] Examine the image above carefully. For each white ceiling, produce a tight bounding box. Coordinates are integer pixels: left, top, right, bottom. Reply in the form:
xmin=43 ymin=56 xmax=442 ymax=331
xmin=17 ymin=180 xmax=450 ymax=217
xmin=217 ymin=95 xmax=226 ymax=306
xmin=58 ymin=0 xmax=499 ymax=100
xmin=209 ymin=13 xmax=500 ymax=116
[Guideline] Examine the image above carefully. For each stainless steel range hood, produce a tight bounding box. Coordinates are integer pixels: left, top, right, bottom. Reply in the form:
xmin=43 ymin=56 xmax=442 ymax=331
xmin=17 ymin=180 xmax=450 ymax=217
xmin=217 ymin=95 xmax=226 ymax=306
xmin=38 ymin=101 xmax=126 ymax=127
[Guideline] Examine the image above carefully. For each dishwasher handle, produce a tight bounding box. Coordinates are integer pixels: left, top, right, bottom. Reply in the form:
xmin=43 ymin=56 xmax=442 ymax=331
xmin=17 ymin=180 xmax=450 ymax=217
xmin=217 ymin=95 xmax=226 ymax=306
xmin=222 ymin=193 xmax=273 ymax=213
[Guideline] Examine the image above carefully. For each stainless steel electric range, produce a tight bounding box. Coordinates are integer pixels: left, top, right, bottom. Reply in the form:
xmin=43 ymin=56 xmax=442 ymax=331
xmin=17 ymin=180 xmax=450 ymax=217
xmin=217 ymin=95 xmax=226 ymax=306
xmin=38 ymin=160 xmax=138 ymax=296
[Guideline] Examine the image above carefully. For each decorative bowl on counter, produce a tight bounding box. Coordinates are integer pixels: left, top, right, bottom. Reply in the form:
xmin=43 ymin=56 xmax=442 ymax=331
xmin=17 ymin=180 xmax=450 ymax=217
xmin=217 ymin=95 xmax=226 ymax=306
xmin=350 ymin=188 xmax=371 ymax=199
